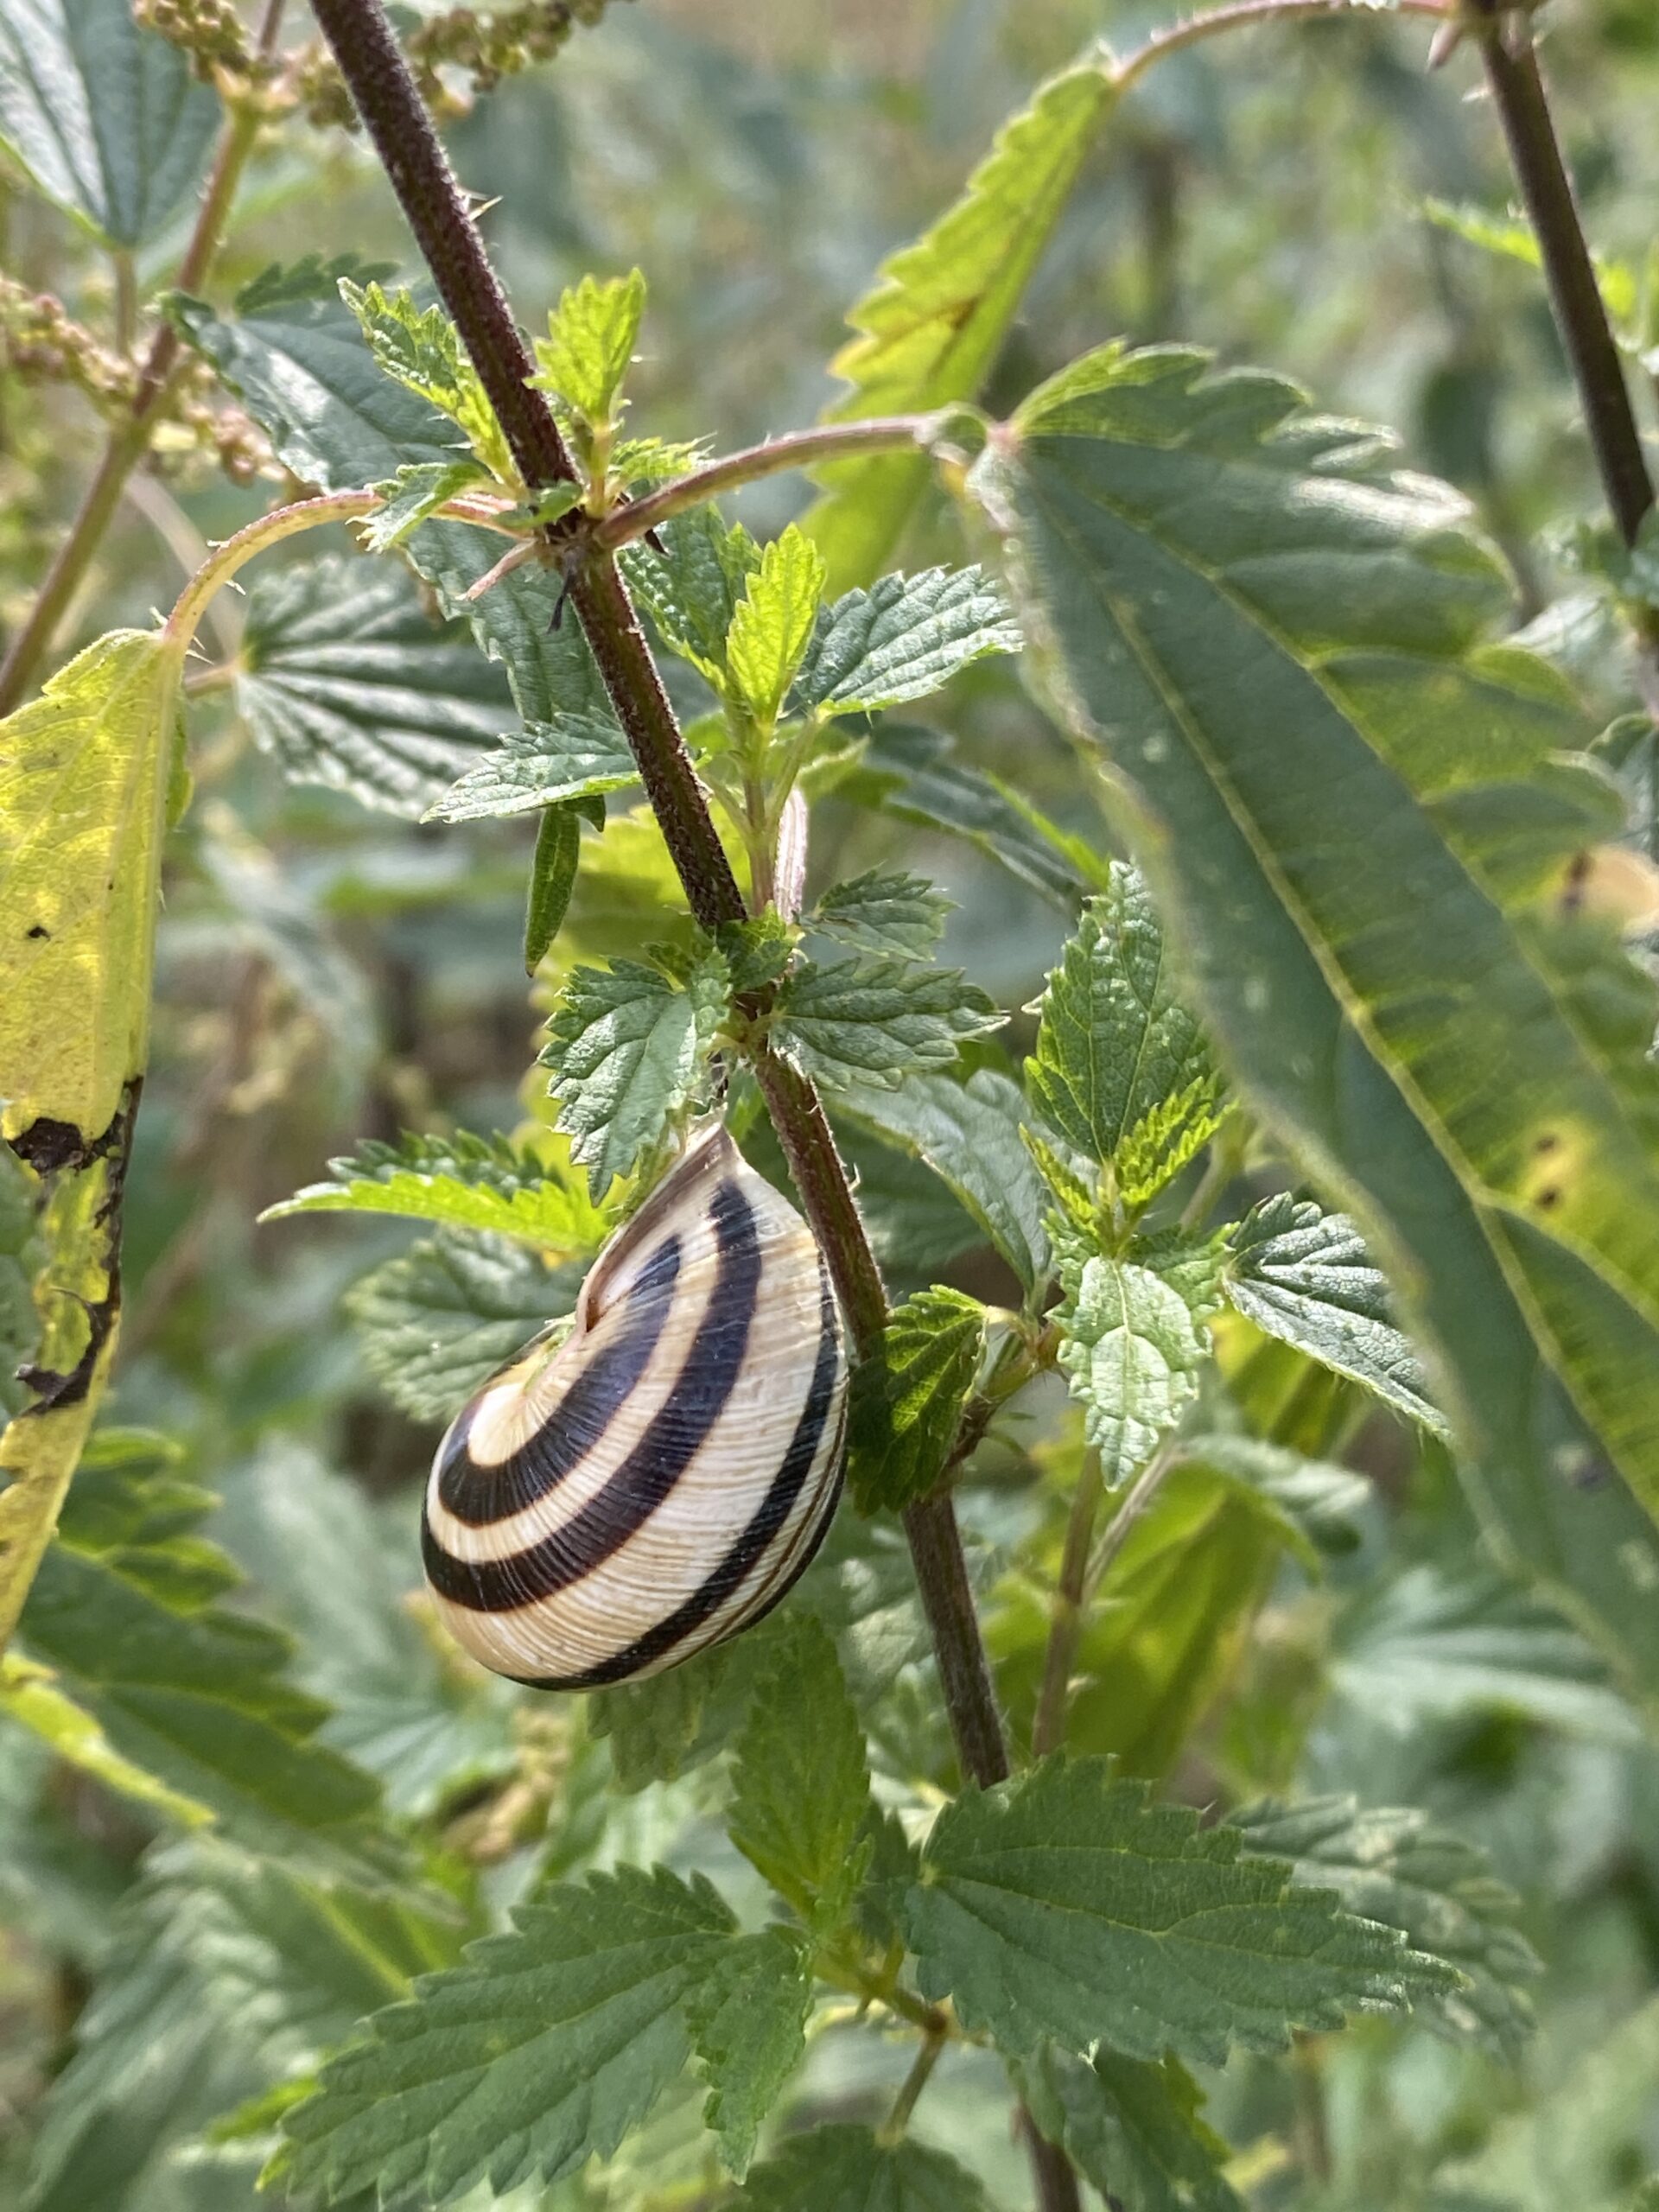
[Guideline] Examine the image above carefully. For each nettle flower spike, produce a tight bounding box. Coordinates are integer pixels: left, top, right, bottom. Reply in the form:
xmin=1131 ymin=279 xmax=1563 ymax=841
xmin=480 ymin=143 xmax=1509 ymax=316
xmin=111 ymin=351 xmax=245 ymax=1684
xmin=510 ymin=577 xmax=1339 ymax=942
xmin=422 ymin=1123 xmax=849 ymax=1688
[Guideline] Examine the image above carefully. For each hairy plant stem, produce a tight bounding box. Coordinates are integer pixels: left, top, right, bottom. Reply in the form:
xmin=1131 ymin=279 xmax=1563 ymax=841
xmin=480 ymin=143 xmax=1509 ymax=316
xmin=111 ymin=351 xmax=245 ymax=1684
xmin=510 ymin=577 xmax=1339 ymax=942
xmin=310 ymin=8 xmax=1068 ymax=2197
xmin=0 ymin=5 xmax=287 ymax=714
xmin=1111 ymin=0 xmax=1446 ymax=91
xmin=880 ymin=2026 xmax=949 ymax=2142
xmin=1468 ymin=1 xmax=1659 ymax=705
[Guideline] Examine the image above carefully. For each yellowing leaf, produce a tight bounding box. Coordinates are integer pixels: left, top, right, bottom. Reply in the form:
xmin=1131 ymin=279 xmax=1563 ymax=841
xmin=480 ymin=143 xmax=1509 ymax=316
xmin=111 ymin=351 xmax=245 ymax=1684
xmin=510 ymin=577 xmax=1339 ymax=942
xmin=0 ymin=629 xmax=180 ymax=1141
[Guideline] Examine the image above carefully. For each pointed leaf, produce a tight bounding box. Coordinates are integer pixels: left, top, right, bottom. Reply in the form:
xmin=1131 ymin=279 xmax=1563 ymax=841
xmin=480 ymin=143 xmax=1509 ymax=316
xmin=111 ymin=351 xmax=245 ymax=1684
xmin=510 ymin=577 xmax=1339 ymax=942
xmin=726 ymin=524 xmax=828 ymax=728
xmin=622 ymin=505 xmax=762 ymax=690
xmin=524 ymin=804 xmax=583 ymax=974
xmin=793 ymin=565 xmax=1021 ymax=716
xmin=341 ymin=279 xmax=512 ymax=480
xmin=359 ymin=459 xmax=491 ymax=552
xmin=686 ymin=1926 xmax=812 ymax=2178
xmin=1015 ymin=2045 xmax=1242 ymax=2212
xmin=772 ymin=953 xmax=1003 ymax=1091
xmin=731 ymin=2126 xmax=990 ymax=2212
xmin=429 ymin=712 xmax=638 ymax=823
xmin=848 ymin=1286 xmax=987 ymax=1515
xmin=531 ymin=267 xmax=647 ymax=425
xmin=810 ymin=868 xmax=951 ymax=957
xmin=1056 ymin=1254 xmax=1208 ymax=1485
xmin=262 ymin=1131 xmax=610 ymax=1253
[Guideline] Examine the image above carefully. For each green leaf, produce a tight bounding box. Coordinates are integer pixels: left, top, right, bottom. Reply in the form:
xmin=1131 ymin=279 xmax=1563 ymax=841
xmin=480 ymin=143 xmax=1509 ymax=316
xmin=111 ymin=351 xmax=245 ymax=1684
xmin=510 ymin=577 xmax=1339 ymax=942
xmin=167 ymin=257 xmax=459 ymax=489
xmin=1423 ymin=195 xmax=1641 ymax=330
xmin=1182 ymin=1434 xmax=1372 ymax=1557
xmin=262 ymin=1130 xmax=610 ymax=1254
xmin=793 ymin=566 xmax=1021 ymax=716
xmin=831 ymin=1069 xmax=1052 ymax=1293
xmin=1231 ymin=1796 xmax=1539 ymax=2059
xmin=541 ymin=950 xmax=730 ymax=1199
xmin=341 ymin=279 xmax=513 ymax=481
xmin=0 ymin=0 xmax=219 ymax=247
xmin=1224 ymin=1196 xmax=1447 ymax=1434
xmin=524 ymin=804 xmax=583 ymax=976
xmin=685 ymin=1926 xmax=812 ymax=2177
xmin=809 ymin=868 xmax=952 ymax=957
xmin=621 ymin=504 xmax=762 ymax=690
xmin=728 ymin=1613 xmax=874 ymax=1926
xmin=22 ymin=1835 xmax=459 ymax=2212
xmin=345 ymin=1230 xmax=582 ymax=1423
xmin=732 ymin=2127 xmax=990 ymax=2212
xmin=906 ymin=1754 xmax=1456 ymax=2069
xmin=428 ymin=711 xmax=638 ymax=823
xmin=726 ymin=524 xmax=828 ymax=728
xmin=1056 ymin=1254 xmax=1208 ymax=1485
xmin=979 ymin=340 xmax=1659 ymax=1689
xmin=530 ymin=266 xmax=647 ymax=426
xmin=849 ymin=1287 xmax=986 ymax=1515
xmin=0 ymin=1650 xmax=212 ymax=1829
xmin=1015 ymin=2045 xmax=1241 ymax=2212
xmin=0 ymin=1141 xmax=43 ymax=1428
xmin=839 ymin=722 xmax=1092 ymax=908
xmin=15 ymin=1433 xmax=385 ymax=1865
xmin=358 ymin=459 xmax=491 ymax=552
xmin=804 ymin=51 xmax=1116 ymax=589
xmin=236 ymin=556 xmax=514 ymax=820
xmin=280 ymin=1864 xmax=734 ymax=2207
xmin=1331 ymin=1566 xmax=1642 ymax=1743
xmin=1026 ymin=869 xmax=1224 ymax=1208
xmin=772 ymin=953 xmax=1002 ymax=1091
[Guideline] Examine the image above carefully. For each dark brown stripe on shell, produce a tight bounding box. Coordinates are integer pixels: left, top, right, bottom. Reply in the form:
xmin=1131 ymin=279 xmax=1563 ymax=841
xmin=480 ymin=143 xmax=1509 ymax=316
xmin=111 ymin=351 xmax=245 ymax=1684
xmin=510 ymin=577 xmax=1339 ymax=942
xmin=423 ymin=1177 xmax=762 ymax=1611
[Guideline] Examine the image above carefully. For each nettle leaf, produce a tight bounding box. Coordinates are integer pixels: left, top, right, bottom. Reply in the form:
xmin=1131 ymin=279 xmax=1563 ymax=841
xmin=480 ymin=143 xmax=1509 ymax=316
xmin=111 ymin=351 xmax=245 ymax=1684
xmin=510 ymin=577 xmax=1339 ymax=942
xmin=978 ymin=340 xmax=1659 ymax=1688
xmin=832 ymin=1069 xmax=1052 ymax=1293
xmin=359 ymin=459 xmax=490 ymax=552
xmin=531 ymin=267 xmax=646 ymax=425
xmin=1027 ymin=868 xmax=1224 ymax=1208
xmin=1185 ymin=1434 xmax=1372 ymax=1558
xmin=849 ymin=1287 xmax=987 ymax=1515
xmin=793 ymin=566 xmax=1022 ymax=716
xmin=622 ymin=505 xmax=762 ymax=690
xmin=429 ymin=712 xmax=639 ymax=823
xmin=726 ymin=524 xmax=828 ymax=728
xmin=341 ymin=279 xmax=512 ymax=481
xmin=1225 ymin=1196 xmax=1446 ymax=1434
xmin=0 ymin=1143 xmax=42 ymax=1427
xmin=345 ymin=1230 xmax=582 ymax=1422
xmin=1015 ymin=2044 xmax=1242 ymax=2212
xmin=263 ymin=1131 xmax=610 ymax=1254
xmin=728 ymin=1614 xmax=873 ymax=1927
xmin=22 ymin=1835 xmax=459 ymax=2212
xmin=1232 ymin=1797 xmax=1540 ymax=2060
xmin=525 ymin=804 xmax=583 ymax=976
xmin=237 ymin=556 xmax=513 ymax=819
xmin=15 ymin=1434 xmax=384 ymax=1865
xmin=167 ymin=257 xmax=459 ymax=488
xmin=732 ymin=2126 xmax=990 ymax=2212
xmin=906 ymin=1754 xmax=1456 ymax=2069
xmin=1056 ymin=1254 xmax=1208 ymax=1486
xmin=686 ymin=1926 xmax=812 ymax=2179
xmin=840 ymin=722 xmax=1091 ymax=909
xmin=0 ymin=0 xmax=219 ymax=246
xmin=809 ymin=868 xmax=951 ymax=957
xmin=542 ymin=950 xmax=730 ymax=1198
xmin=279 ymin=1865 xmax=734 ymax=2207
xmin=772 ymin=954 xmax=1002 ymax=1092
xmin=804 ymin=50 xmax=1116 ymax=588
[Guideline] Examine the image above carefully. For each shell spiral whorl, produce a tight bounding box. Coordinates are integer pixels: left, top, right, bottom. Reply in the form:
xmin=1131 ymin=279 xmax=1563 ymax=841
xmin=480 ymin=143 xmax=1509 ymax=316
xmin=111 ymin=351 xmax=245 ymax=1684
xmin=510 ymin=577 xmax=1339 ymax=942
xmin=421 ymin=1125 xmax=849 ymax=1688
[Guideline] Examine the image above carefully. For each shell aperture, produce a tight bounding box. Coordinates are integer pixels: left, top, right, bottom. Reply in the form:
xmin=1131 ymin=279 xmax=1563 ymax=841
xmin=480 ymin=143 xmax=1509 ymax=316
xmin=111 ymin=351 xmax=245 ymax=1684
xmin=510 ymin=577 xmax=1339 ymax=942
xmin=421 ymin=1124 xmax=849 ymax=1688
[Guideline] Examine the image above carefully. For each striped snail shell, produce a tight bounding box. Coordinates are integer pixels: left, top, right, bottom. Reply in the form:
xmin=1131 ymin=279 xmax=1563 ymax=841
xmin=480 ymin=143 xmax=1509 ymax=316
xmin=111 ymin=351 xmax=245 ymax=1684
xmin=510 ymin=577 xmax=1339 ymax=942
xmin=421 ymin=1123 xmax=849 ymax=1688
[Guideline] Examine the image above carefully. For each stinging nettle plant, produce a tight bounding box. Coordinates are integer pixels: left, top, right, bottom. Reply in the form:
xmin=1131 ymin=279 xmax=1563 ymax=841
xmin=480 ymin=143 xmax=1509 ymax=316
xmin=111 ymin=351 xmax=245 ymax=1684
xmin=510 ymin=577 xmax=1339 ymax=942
xmin=3 ymin=0 xmax=1659 ymax=2207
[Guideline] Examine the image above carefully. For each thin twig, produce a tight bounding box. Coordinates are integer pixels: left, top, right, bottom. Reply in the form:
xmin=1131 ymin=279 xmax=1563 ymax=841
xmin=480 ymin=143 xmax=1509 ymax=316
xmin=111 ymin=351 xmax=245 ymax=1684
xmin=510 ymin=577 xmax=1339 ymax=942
xmin=1084 ymin=1438 xmax=1183 ymax=1601
xmin=1112 ymin=0 xmax=1446 ymax=91
xmin=1032 ymin=1450 xmax=1104 ymax=1760
xmin=880 ymin=2028 xmax=949 ymax=2143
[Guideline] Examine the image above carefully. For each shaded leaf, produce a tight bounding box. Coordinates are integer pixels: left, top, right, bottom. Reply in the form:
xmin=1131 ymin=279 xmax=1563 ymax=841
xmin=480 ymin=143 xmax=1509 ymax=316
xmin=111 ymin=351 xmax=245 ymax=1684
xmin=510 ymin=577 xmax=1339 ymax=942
xmin=731 ymin=2126 xmax=990 ymax=2212
xmin=686 ymin=1926 xmax=812 ymax=2179
xmin=1015 ymin=2044 xmax=1241 ymax=2212
xmin=429 ymin=713 xmax=638 ymax=823
xmin=524 ymin=804 xmax=583 ymax=975
xmin=621 ymin=505 xmax=761 ymax=690
xmin=849 ymin=1287 xmax=986 ymax=1515
xmin=772 ymin=953 xmax=1002 ymax=1091
xmin=810 ymin=868 xmax=951 ymax=957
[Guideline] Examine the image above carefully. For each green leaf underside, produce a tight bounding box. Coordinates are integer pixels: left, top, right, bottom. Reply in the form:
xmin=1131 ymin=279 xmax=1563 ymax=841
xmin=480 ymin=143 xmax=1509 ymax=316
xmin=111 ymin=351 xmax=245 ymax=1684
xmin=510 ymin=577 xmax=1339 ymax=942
xmin=1225 ymin=1195 xmax=1446 ymax=1432
xmin=773 ymin=954 xmax=1002 ymax=1091
xmin=542 ymin=952 xmax=730 ymax=1198
xmin=731 ymin=2126 xmax=991 ymax=2212
xmin=263 ymin=1131 xmax=610 ymax=1253
xmin=831 ymin=1068 xmax=1051 ymax=1292
xmin=793 ymin=566 xmax=1022 ymax=715
xmin=430 ymin=713 xmax=639 ymax=822
xmin=810 ymin=868 xmax=952 ymax=957
xmin=686 ymin=1927 xmax=812 ymax=2177
xmin=524 ymin=804 xmax=583 ymax=974
xmin=907 ymin=1755 xmax=1455 ymax=2068
xmin=345 ymin=1230 xmax=582 ymax=1422
xmin=849 ymin=1286 xmax=987 ymax=1514
xmin=16 ymin=1434 xmax=382 ymax=1864
xmin=281 ymin=1866 xmax=733 ymax=2206
xmin=804 ymin=52 xmax=1116 ymax=589
xmin=981 ymin=341 xmax=1659 ymax=1691
xmin=728 ymin=1615 xmax=873 ymax=1926
xmin=0 ymin=0 xmax=219 ymax=246
xmin=1016 ymin=2044 xmax=1243 ymax=2212
xmin=1027 ymin=868 xmax=1224 ymax=1207
xmin=238 ymin=556 xmax=513 ymax=819
xmin=1233 ymin=1796 xmax=1539 ymax=2058
xmin=1057 ymin=1255 xmax=1208 ymax=1485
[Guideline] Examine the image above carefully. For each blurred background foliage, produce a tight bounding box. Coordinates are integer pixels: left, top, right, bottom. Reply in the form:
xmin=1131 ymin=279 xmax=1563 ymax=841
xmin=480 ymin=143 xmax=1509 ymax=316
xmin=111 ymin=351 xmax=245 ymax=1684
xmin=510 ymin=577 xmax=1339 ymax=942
xmin=3 ymin=1 xmax=1659 ymax=2205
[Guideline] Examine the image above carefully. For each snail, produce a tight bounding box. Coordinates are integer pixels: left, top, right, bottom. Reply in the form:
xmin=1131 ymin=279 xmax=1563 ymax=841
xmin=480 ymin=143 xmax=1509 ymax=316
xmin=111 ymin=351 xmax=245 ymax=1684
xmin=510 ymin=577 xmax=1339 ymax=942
xmin=421 ymin=1123 xmax=849 ymax=1688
